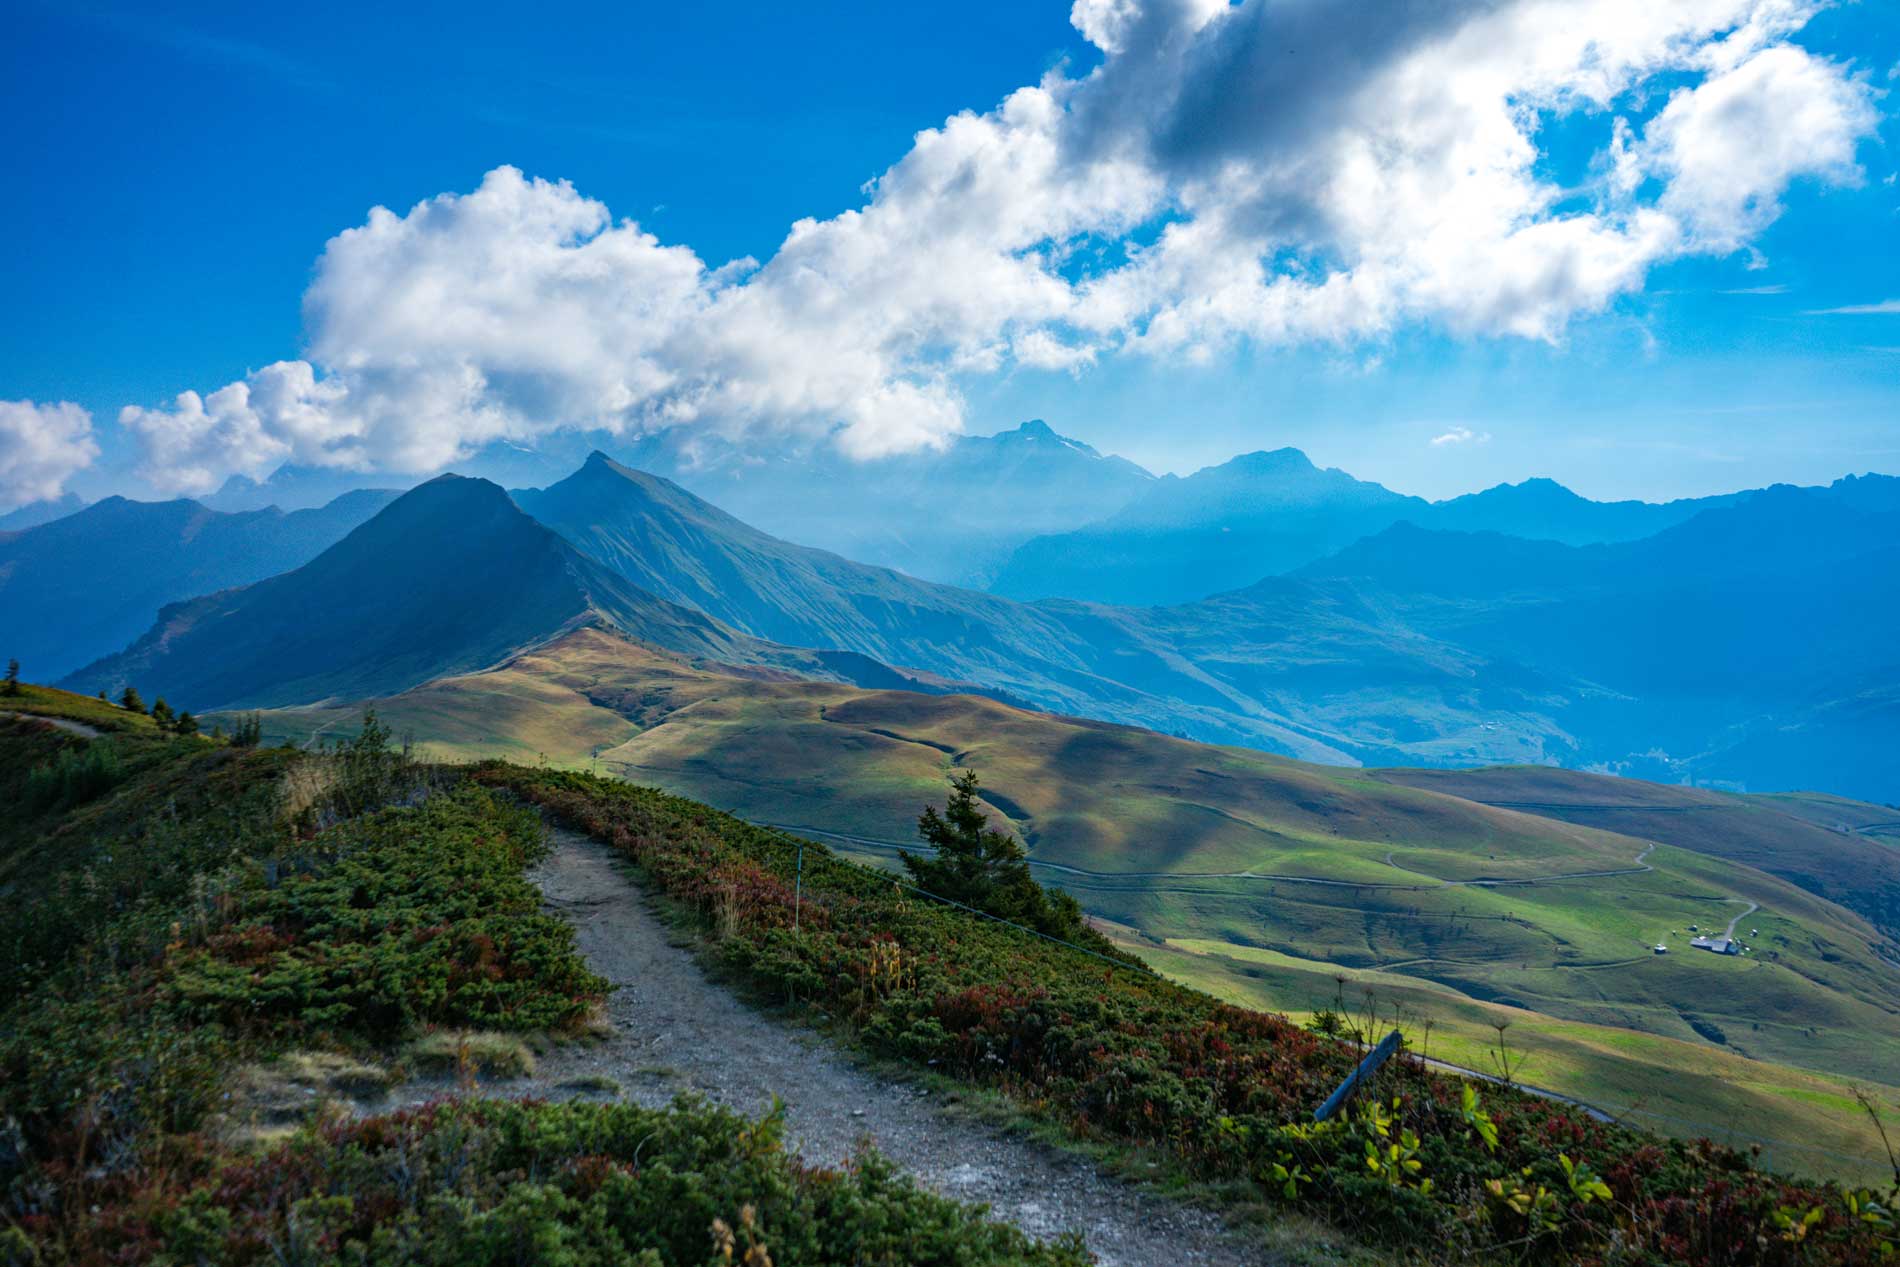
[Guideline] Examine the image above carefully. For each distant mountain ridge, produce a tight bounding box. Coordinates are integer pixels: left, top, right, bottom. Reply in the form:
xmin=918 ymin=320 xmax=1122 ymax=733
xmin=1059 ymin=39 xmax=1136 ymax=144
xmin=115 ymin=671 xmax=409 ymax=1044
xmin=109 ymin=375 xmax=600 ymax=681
xmin=0 ymin=492 xmax=87 ymax=532
xmin=515 ymin=451 xmax=1582 ymax=767
xmin=1293 ymin=485 xmax=1900 ymax=797
xmin=991 ymin=447 xmax=1423 ymax=604
xmin=1 ymin=489 xmax=400 ymax=681
xmin=989 ymin=454 xmax=1893 ymax=606
xmin=20 ymin=442 xmax=1900 ymax=799
xmin=615 ymin=419 xmax=1156 ymax=587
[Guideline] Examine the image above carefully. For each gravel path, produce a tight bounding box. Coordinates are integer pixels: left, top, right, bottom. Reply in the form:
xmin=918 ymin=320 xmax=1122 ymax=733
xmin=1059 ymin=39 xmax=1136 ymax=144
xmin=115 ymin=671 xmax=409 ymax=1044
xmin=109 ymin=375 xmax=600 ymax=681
xmin=2 ymin=710 xmax=101 ymax=738
xmin=427 ymin=828 xmax=1282 ymax=1266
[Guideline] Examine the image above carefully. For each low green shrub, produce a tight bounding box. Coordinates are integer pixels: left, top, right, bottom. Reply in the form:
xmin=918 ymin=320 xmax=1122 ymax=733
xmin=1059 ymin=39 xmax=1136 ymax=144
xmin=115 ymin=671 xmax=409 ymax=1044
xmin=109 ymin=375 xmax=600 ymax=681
xmin=1 ymin=746 xmax=606 ymax=1235
xmin=161 ymin=784 xmax=607 ymax=1038
xmin=27 ymin=1097 xmax=1088 ymax=1267
xmin=21 ymin=740 xmax=124 ymax=812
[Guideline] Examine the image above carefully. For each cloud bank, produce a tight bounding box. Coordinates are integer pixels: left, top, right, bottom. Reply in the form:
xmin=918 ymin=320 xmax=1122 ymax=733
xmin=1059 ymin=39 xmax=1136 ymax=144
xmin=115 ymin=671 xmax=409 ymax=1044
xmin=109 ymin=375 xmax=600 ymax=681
xmin=0 ymin=401 xmax=98 ymax=512
xmin=64 ymin=1 xmax=1900 ymax=494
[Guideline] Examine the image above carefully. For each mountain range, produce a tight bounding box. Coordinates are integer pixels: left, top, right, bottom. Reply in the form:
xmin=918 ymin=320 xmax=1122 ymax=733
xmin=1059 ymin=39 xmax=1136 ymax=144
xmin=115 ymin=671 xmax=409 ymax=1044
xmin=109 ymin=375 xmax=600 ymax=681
xmin=0 ymin=489 xmax=399 ymax=681
xmin=62 ymin=476 xmax=958 ymax=710
xmin=989 ymin=448 xmax=1774 ymax=606
xmin=14 ymin=425 xmax=1898 ymax=799
xmin=623 ymin=419 xmax=1158 ymax=587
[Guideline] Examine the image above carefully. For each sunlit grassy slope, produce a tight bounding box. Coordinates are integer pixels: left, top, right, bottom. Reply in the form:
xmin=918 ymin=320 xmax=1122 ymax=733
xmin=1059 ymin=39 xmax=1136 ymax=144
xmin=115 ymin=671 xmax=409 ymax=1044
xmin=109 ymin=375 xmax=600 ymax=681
xmin=1120 ymin=933 xmax=1899 ymax=1187
xmin=1371 ymin=764 xmax=1900 ymax=937
xmin=247 ymin=627 xmax=1900 ymax=1178
xmin=1 ymin=681 xmax=158 ymax=733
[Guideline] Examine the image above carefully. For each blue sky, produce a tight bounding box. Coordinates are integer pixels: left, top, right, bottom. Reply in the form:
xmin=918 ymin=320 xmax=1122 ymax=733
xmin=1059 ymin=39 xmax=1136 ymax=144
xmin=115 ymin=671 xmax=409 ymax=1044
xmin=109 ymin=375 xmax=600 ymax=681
xmin=3 ymin=0 xmax=1898 ymax=505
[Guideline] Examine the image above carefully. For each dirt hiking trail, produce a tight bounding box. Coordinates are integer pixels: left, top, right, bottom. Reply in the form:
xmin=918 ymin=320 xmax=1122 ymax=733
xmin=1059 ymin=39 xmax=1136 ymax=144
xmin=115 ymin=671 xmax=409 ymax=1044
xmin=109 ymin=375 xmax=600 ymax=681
xmin=404 ymin=828 xmax=1284 ymax=1266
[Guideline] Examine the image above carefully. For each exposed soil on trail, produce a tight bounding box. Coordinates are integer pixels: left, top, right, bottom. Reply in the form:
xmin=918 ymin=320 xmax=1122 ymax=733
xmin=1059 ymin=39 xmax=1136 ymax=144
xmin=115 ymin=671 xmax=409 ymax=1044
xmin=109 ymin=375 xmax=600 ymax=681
xmin=2 ymin=710 xmax=101 ymax=739
xmin=387 ymin=829 xmax=1285 ymax=1266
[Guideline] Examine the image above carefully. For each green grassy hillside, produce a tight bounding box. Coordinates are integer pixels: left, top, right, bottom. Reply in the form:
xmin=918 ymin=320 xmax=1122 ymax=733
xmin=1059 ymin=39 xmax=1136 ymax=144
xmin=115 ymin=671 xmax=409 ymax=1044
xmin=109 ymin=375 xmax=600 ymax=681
xmin=248 ymin=629 xmax=1900 ymax=1180
xmin=1371 ymin=765 xmax=1900 ymax=937
xmin=17 ymin=679 xmax=1899 ymax=1261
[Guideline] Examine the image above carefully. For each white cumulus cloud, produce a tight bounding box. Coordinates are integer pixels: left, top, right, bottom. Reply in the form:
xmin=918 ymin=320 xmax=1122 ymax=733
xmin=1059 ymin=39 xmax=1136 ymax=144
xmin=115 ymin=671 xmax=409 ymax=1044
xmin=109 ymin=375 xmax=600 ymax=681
xmin=0 ymin=400 xmax=99 ymax=511
xmin=117 ymin=0 xmax=1882 ymax=493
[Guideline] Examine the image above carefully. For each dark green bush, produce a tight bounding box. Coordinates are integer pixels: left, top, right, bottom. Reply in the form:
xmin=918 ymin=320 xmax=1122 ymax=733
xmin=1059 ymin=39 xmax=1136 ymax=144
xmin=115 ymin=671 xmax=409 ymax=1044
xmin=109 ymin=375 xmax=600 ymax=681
xmin=22 ymin=740 xmax=123 ymax=812
xmin=37 ymin=1098 xmax=1088 ymax=1267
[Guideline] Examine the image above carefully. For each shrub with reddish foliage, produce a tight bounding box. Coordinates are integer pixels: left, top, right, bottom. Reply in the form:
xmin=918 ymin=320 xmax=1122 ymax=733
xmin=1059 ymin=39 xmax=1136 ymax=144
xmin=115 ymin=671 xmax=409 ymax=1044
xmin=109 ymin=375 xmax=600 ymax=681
xmin=482 ymin=765 xmax=1900 ymax=1266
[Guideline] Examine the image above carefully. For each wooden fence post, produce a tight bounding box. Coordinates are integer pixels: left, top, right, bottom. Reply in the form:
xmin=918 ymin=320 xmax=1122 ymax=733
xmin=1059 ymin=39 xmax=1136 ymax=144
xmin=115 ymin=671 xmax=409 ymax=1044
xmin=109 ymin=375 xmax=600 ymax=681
xmin=1314 ymin=1029 xmax=1404 ymax=1122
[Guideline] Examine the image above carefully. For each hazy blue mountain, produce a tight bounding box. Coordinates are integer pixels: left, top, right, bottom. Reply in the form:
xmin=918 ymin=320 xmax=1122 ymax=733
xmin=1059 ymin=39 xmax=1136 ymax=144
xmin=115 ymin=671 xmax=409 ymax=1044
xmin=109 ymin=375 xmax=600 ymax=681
xmin=516 ymin=452 xmax=1577 ymax=767
xmin=0 ymin=489 xmax=400 ymax=681
xmin=1419 ymin=477 xmax=1741 ymax=545
xmin=1294 ymin=486 xmax=1900 ymax=796
xmin=990 ymin=448 xmax=1426 ymax=604
xmin=64 ymin=476 xmax=961 ymax=712
xmin=988 ymin=461 xmax=1889 ymax=607
xmin=1813 ymin=471 xmax=1900 ymax=515
xmin=1690 ymin=671 xmax=1900 ymax=806
xmin=623 ymin=420 xmax=1156 ymax=587
xmin=204 ymin=466 xmax=406 ymax=512
xmin=0 ymin=493 xmax=87 ymax=532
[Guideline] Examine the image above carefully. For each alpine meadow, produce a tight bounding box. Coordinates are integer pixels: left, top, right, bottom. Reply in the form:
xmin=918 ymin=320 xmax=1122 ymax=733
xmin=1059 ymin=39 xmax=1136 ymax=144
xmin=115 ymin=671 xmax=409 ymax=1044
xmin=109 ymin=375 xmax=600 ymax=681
xmin=4 ymin=3 xmax=1900 ymax=1265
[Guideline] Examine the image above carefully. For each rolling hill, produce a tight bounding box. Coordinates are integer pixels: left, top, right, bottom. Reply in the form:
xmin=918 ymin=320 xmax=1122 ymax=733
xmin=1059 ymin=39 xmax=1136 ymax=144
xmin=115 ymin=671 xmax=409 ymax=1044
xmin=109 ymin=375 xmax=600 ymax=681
xmin=243 ymin=625 xmax=1900 ymax=1180
xmin=0 ymin=488 xmax=399 ymax=680
xmin=1369 ymin=764 xmax=1900 ymax=938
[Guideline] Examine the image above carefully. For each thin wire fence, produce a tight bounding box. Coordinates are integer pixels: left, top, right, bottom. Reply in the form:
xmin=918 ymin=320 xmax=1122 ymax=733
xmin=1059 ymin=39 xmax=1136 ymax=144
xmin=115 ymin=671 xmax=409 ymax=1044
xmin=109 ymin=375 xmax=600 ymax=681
xmin=745 ymin=815 xmax=1895 ymax=1182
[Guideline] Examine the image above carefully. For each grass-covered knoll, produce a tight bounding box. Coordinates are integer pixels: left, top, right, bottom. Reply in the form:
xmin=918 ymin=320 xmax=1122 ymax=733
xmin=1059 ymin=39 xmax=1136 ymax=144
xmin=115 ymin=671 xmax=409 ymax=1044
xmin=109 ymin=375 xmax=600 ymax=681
xmin=0 ymin=680 xmax=156 ymax=733
xmin=248 ymin=630 xmax=1658 ymax=880
xmin=482 ymin=763 xmax=1900 ymax=1265
xmin=0 ymin=688 xmax=1098 ymax=1267
xmin=1371 ymin=764 xmax=1900 ymax=937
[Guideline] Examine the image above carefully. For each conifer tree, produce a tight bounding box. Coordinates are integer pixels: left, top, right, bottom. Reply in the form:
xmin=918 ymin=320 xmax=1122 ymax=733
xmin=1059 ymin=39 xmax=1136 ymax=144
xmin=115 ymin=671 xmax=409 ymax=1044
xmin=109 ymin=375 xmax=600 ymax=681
xmin=901 ymin=770 xmax=1099 ymax=946
xmin=151 ymin=697 xmax=175 ymax=731
xmin=174 ymin=710 xmax=199 ymax=737
xmin=119 ymin=686 xmax=145 ymax=714
xmin=2 ymin=659 xmax=19 ymax=697
xmin=902 ymin=770 xmax=1040 ymax=916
